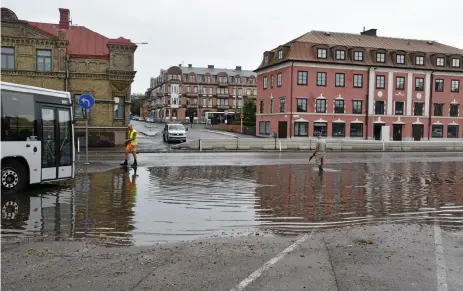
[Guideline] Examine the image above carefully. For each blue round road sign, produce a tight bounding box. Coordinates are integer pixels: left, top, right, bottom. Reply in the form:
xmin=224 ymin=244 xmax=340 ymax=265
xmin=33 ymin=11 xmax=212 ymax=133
xmin=78 ymin=94 xmax=95 ymax=110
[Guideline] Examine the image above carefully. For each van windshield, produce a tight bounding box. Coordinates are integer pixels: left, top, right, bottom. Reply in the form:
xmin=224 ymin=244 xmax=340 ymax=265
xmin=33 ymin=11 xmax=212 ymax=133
xmin=168 ymin=124 xmax=185 ymax=130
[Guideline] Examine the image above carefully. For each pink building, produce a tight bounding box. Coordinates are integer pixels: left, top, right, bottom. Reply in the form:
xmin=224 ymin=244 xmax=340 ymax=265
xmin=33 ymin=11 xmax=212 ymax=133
xmin=255 ymin=29 xmax=463 ymax=140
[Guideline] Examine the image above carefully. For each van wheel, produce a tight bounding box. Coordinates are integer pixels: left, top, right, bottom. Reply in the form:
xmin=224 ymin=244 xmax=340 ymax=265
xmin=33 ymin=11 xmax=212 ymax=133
xmin=1 ymin=160 xmax=27 ymax=194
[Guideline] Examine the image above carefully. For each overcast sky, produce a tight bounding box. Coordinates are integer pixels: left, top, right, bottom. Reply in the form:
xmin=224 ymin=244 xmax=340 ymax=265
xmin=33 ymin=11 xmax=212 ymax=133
xmin=4 ymin=0 xmax=463 ymax=94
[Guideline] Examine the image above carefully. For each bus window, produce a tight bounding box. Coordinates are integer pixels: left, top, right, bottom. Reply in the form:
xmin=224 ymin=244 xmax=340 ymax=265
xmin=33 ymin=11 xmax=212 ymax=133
xmin=0 ymin=90 xmax=37 ymax=141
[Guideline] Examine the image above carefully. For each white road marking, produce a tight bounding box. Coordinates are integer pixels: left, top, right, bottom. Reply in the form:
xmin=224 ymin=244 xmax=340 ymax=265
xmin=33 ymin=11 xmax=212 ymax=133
xmin=433 ymin=222 xmax=448 ymax=291
xmin=230 ymin=233 xmax=311 ymax=291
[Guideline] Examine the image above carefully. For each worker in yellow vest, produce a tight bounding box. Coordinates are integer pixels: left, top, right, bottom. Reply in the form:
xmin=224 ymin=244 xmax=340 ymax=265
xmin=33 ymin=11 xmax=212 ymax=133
xmin=121 ymin=124 xmax=138 ymax=167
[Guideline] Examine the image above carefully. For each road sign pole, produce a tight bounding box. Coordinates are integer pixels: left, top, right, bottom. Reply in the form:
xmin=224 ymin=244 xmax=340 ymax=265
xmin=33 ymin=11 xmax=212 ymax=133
xmin=241 ymin=117 xmax=243 ymax=133
xmin=85 ymin=112 xmax=89 ymax=165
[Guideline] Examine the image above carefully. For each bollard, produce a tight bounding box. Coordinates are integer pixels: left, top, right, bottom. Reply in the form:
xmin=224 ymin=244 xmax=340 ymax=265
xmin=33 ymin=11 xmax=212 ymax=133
xmin=279 ymin=140 xmax=282 ymax=151
xmin=77 ymin=138 xmax=80 ymax=153
xmin=199 ymin=139 xmax=202 ymax=151
xmin=236 ymin=137 xmax=239 ymax=150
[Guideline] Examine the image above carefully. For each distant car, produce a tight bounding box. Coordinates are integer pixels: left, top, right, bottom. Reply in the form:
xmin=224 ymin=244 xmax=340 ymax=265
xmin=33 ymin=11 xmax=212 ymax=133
xmin=139 ymin=117 xmax=145 ymax=121
xmin=132 ymin=116 xmax=139 ymax=121
xmin=163 ymin=123 xmax=187 ymax=143
xmin=146 ymin=117 xmax=153 ymax=123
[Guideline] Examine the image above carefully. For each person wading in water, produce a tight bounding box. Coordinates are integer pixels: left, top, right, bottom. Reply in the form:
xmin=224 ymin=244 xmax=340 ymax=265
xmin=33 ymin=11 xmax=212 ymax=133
xmin=310 ymin=132 xmax=326 ymax=171
xmin=121 ymin=124 xmax=138 ymax=167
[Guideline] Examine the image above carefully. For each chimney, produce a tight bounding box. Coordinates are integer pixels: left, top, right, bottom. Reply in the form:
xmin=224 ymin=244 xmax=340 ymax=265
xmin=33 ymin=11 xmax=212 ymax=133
xmin=361 ymin=28 xmax=377 ymax=36
xmin=59 ymin=8 xmax=70 ymax=30
xmin=188 ymin=64 xmax=192 ymax=68
xmin=236 ymin=66 xmax=242 ymax=71
xmin=178 ymin=64 xmax=182 ymax=67
xmin=207 ymin=65 xmax=214 ymax=69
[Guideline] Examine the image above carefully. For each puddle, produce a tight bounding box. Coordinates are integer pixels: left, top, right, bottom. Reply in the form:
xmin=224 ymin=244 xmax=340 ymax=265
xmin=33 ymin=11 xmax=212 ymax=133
xmin=2 ymin=162 xmax=462 ymax=246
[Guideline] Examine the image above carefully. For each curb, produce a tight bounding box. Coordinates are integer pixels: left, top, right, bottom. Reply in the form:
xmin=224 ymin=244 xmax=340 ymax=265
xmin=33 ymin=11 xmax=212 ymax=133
xmin=201 ymin=129 xmax=239 ymax=138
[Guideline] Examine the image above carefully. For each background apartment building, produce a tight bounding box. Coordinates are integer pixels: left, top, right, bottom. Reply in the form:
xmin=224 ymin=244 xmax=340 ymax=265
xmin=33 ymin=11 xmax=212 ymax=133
xmin=146 ymin=64 xmax=257 ymax=122
xmin=255 ymin=29 xmax=463 ymax=140
xmin=1 ymin=7 xmax=137 ymax=147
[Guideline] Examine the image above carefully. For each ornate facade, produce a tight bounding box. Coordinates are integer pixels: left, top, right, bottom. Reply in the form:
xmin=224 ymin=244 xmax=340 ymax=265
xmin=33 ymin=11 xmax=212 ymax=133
xmin=1 ymin=7 xmax=137 ymax=146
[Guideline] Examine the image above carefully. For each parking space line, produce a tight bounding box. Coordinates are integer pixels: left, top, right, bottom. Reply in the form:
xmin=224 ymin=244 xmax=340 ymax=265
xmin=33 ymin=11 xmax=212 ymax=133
xmin=434 ymin=222 xmax=448 ymax=291
xmin=230 ymin=233 xmax=312 ymax=291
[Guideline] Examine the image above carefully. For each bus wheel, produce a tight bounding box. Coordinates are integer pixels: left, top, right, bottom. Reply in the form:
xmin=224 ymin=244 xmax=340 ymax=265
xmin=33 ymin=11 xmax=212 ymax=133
xmin=1 ymin=160 xmax=27 ymax=194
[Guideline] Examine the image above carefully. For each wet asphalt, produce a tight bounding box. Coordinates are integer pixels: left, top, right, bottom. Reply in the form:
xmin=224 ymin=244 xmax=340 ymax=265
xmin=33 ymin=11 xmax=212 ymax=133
xmin=1 ymin=130 xmax=463 ymax=290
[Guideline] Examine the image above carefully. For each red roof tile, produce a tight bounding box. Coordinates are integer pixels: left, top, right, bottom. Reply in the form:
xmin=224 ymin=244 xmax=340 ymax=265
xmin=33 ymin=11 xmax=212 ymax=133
xmin=2 ymin=7 xmax=135 ymax=59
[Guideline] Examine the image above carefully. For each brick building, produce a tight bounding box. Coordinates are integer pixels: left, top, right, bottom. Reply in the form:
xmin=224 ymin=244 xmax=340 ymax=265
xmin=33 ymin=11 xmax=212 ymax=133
xmin=147 ymin=64 xmax=257 ymax=122
xmin=1 ymin=7 xmax=137 ymax=146
xmin=255 ymin=29 xmax=463 ymax=140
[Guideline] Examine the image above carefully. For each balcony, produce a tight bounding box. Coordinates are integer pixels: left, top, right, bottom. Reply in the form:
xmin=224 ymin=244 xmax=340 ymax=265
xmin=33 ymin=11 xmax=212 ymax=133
xmin=217 ymin=93 xmax=229 ymax=98
xmin=186 ymin=92 xmax=198 ymax=97
xmin=217 ymin=104 xmax=230 ymax=109
xmin=187 ymin=104 xmax=198 ymax=108
xmin=218 ymin=82 xmax=228 ymax=87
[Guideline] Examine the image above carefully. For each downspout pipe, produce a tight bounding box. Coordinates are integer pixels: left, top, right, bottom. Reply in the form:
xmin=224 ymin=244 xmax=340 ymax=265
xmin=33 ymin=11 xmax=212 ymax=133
xmin=289 ymin=61 xmax=295 ymax=138
xmin=427 ymin=71 xmax=435 ymax=140
xmin=64 ymin=55 xmax=70 ymax=92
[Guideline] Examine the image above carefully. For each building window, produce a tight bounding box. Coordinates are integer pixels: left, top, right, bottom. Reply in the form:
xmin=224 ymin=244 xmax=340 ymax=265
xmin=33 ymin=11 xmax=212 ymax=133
xmin=376 ymin=75 xmax=385 ymax=89
xmin=264 ymin=55 xmax=268 ymax=64
xmin=448 ymin=125 xmax=459 ymax=138
xmin=297 ymin=71 xmax=308 ymax=85
xmin=279 ymin=97 xmax=286 ymax=112
xmin=335 ymin=73 xmax=345 ymax=87
xmin=415 ymin=78 xmax=424 ymax=91
xmin=395 ymin=101 xmax=404 ymax=115
xmin=350 ymin=123 xmax=363 ymax=137
xmin=294 ymin=122 xmax=308 ymax=137
xmin=36 ymin=49 xmax=52 ymax=72
xmin=376 ymin=52 xmax=385 ymax=63
xmin=0 ymin=91 xmax=36 ymax=141
xmin=435 ymin=79 xmax=444 ymax=92
xmin=316 ymin=99 xmax=326 ymax=113
xmin=434 ymin=103 xmax=443 ymax=116
xmin=436 ymin=57 xmax=445 ymax=67
xmin=335 ymin=50 xmax=345 ymax=60
xmin=415 ymin=56 xmax=424 ymax=65
xmin=317 ymin=72 xmax=327 ymax=86
xmin=452 ymin=58 xmax=461 ymax=68
xmin=297 ymin=98 xmax=307 ymax=112
xmin=451 ymin=80 xmax=460 ymax=92
xmin=259 ymin=121 xmax=271 ymax=135
xmin=414 ymin=102 xmax=424 ymax=116
xmin=278 ymin=49 xmax=283 ymax=59
xmin=114 ymin=97 xmax=124 ymax=119
xmin=334 ymin=99 xmax=345 ymax=113
xmin=396 ymin=54 xmax=405 ymax=64
xmin=353 ymin=74 xmax=363 ymax=88
xmin=253 ymin=89 xmax=257 ymax=96
xmin=259 ymin=100 xmax=264 ymax=113
xmin=375 ymin=101 xmax=384 ymax=115
xmin=396 ymin=76 xmax=405 ymax=90
xmin=354 ymin=51 xmax=363 ymax=61
xmin=332 ymin=123 xmax=346 ymax=137
xmin=271 ymin=75 xmax=274 ymax=88
xmin=263 ymin=76 xmax=268 ymax=89
xmin=450 ymin=104 xmax=459 ymax=117
xmin=431 ymin=125 xmax=443 ymax=138
xmin=352 ymin=100 xmax=362 ymax=114
xmin=313 ymin=122 xmax=327 ymax=137
xmin=270 ymin=99 xmax=273 ymax=113
xmin=1 ymin=47 xmax=15 ymax=70
xmin=277 ymin=73 xmax=282 ymax=87
xmin=317 ymin=48 xmax=327 ymax=59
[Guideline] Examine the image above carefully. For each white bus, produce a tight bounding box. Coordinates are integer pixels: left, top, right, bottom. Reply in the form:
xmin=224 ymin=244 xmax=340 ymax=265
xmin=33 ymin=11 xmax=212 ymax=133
xmin=1 ymin=82 xmax=75 ymax=193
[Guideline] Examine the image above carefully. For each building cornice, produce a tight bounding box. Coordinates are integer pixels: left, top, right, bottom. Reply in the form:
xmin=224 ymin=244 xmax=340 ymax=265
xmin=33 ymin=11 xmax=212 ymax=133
xmin=1 ymin=36 xmax=67 ymax=47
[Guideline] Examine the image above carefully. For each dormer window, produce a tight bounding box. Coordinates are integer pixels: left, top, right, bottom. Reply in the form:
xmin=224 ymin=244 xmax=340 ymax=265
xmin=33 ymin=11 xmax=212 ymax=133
xmin=452 ymin=58 xmax=461 ymax=68
xmin=335 ymin=50 xmax=345 ymax=60
xmin=396 ymin=54 xmax=405 ymax=64
xmin=436 ymin=57 xmax=445 ymax=67
xmin=415 ymin=56 xmax=424 ymax=65
xmin=278 ymin=49 xmax=283 ymax=60
xmin=264 ymin=55 xmax=269 ymax=64
xmin=376 ymin=52 xmax=386 ymax=63
xmin=317 ymin=48 xmax=327 ymax=59
xmin=354 ymin=51 xmax=363 ymax=61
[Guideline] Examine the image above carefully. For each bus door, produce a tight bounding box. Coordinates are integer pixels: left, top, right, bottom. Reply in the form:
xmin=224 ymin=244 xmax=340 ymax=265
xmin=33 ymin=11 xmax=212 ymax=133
xmin=40 ymin=106 xmax=73 ymax=180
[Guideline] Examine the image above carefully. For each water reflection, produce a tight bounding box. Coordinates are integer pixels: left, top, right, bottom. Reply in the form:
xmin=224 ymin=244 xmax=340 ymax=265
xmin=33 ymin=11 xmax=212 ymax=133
xmin=1 ymin=161 xmax=462 ymax=246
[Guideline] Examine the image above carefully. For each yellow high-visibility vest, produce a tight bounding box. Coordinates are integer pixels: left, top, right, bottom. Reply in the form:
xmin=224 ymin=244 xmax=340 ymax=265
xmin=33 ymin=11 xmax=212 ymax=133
xmin=129 ymin=129 xmax=138 ymax=145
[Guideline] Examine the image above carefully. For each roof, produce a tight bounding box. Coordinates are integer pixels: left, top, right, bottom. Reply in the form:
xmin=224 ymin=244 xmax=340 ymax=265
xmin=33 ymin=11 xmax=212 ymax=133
xmin=179 ymin=66 xmax=256 ymax=77
xmin=256 ymin=30 xmax=463 ymax=71
xmin=2 ymin=7 xmax=135 ymax=59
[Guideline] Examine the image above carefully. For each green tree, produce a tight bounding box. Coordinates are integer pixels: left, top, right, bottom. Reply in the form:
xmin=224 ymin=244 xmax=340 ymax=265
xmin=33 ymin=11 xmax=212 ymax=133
xmin=130 ymin=93 xmax=146 ymax=115
xmin=242 ymin=98 xmax=256 ymax=123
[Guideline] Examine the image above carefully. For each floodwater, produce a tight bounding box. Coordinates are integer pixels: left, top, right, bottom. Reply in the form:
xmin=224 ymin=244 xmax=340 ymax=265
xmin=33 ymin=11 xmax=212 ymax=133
xmin=2 ymin=160 xmax=463 ymax=246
